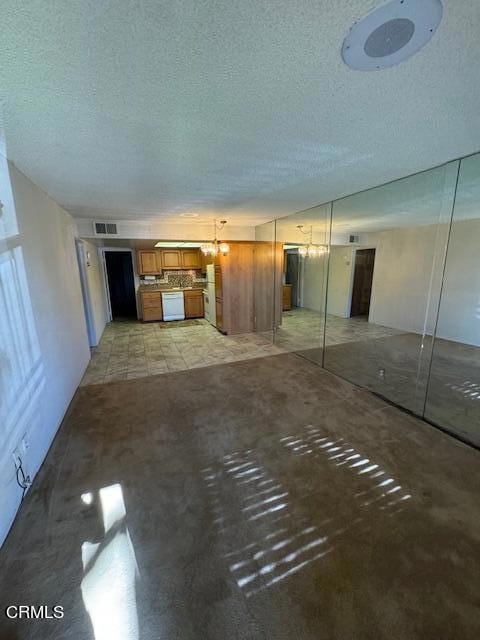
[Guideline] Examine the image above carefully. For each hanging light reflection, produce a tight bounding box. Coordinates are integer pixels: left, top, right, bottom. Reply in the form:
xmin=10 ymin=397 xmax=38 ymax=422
xmin=296 ymin=226 xmax=327 ymax=258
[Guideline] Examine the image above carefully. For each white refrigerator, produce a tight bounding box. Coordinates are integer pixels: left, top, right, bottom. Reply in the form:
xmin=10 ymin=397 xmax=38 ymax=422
xmin=203 ymin=264 xmax=217 ymax=327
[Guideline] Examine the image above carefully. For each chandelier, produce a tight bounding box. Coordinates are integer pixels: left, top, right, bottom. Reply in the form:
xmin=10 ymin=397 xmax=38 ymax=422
xmin=201 ymin=220 xmax=230 ymax=256
xmin=297 ymin=225 xmax=327 ymax=258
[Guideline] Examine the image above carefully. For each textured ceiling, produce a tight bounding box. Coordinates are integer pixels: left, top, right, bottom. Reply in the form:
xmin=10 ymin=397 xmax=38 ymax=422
xmin=1 ymin=1 xmax=480 ymax=226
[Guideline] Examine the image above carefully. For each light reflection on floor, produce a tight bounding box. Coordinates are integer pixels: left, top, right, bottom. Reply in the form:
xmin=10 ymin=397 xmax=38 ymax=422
xmin=80 ymin=484 xmax=139 ymax=640
xmin=202 ymin=426 xmax=411 ymax=597
xmin=445 ymin=380 xmax=480 ymax=400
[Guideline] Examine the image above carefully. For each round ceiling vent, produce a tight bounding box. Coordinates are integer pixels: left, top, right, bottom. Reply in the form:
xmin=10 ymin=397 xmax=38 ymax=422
xmin=342 ymin=0 xmax=443 ymax=71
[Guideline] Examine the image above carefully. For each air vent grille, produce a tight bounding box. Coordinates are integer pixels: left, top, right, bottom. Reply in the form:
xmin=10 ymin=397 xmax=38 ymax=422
xmin=94 ymin=222 xmax=118 ymax=236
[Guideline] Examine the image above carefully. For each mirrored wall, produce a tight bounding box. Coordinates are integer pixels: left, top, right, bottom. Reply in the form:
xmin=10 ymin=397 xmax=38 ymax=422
xmin=258 ymin=152 xmax=480 ymax=448
xmin=272 ymin=204 xmax=330 ymax=367
xmin=324 ymin=160 xmax=459 ymax=416
xmin=254 ymin=220 xmax=277 ymax=343
xmin=424 ymin=154 xmax=480 ymax=445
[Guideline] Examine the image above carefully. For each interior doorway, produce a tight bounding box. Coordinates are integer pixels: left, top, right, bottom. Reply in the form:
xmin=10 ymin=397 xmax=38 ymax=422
xmin=104 ymin=251 xmax=137 ymax=320
xmin=285 ymin=251 xmax=300 ymax=307
xmin=350 ymin=248 xmax=375 ymax=317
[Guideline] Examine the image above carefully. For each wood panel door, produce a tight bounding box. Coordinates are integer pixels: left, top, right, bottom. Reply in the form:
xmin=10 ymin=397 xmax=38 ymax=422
xmin=138 ymin=250 xmax=160 ymax=275
xmin=282 ymin=284 xmax=292 ymax=311
xmin=161 ymin=250 xmax=182 ymax=269
xmin=141 ymin=291 xmax=163 ymax=321
xmin=181 ymin=249 xmax=201 ymax=269
xmin=350 ymin=248 xmax=376 ymax=317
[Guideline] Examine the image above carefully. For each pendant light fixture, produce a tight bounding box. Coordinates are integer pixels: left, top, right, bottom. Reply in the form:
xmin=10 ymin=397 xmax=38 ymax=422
xmin=201 ymin=220 xmax=230 ymax=256
xmin=296 ymin=225 xmax=327 ymax=258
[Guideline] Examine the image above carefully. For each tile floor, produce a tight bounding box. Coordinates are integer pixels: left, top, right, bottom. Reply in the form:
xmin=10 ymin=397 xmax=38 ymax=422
xmin=80 ymin=319 xmax=285 ymax=386
xmin=275 ymin=307 xmax=405 ymax=352
xmin=80 ymin=310 xmax=409 ymax=387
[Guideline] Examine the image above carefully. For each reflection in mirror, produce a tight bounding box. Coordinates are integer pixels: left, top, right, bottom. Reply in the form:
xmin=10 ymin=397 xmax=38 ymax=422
xmin=273 ymin=204 xmax=331 ymax=365
xmin=425 ymin=154 xmax=480 ymax=445
xmin=324 ymin=161 xmax=459 ymax=415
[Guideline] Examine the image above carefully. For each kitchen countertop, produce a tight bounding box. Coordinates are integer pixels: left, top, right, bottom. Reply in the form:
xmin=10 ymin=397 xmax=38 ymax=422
xmin=139 ymin=286 xmax=205 ymax=293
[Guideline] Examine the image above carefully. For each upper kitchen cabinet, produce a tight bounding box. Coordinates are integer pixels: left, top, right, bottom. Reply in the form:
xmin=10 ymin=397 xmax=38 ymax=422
xmin=137 ymin=250 xmax=160 ymax=275
xmin=181 ymin=249 xmax=202 ymax=269
xmin=161 ymin=249 xmax=182 ymax=269
xmin=137 ymin=247 xmax=207 ymax=275
xmin=200 ymin=251 xmax=214 ymax=274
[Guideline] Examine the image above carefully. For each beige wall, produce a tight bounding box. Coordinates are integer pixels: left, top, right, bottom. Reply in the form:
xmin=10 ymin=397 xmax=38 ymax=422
xmin=326 ymin=246 xmax=355 ymax=318
xmin=76 ymin=218 xmax=256 ymax=241
xmin=367 ymin=218 xmax=480 ymax=347
xmin=368 ymin=223 xmax=449 ymax=336
xmin=0 ymin=160 xmax=90 ymax=546
xmin=431 ymin=218 xmax=480 ymax=346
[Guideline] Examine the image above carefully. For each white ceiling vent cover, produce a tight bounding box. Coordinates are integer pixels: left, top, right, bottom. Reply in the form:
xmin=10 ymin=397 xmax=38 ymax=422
xmin=342 ymin=0 xmax=443 ymax=71
xmin=93 ymin=221 xmax=118 ymax=236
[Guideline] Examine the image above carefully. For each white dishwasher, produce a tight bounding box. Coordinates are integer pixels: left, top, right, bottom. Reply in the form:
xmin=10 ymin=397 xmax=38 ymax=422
xmin=161 ymin=291 xmax=185 ymax=321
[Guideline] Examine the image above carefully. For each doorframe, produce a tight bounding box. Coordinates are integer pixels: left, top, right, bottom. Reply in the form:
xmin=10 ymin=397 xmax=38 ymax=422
xmin=99 ymin=247 xmax=140 ymax=321
xmin=75 ymin=239 xmax=96 ymax=346
xmin=347 ymin=246 xmax=377 ymax=319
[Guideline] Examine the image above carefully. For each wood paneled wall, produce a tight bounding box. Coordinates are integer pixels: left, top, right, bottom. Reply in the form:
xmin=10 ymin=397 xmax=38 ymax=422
xmin=216 ymin=241 xmax=283 ymax=335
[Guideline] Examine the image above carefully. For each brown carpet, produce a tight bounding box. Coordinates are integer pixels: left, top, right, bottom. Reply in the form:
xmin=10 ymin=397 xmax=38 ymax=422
xmin=1 ymin=353 xmax=480 ymax=639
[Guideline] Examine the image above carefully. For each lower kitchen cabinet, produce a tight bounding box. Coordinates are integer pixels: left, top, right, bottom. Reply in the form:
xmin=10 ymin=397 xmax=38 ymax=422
xmin=138 ymin=250 xmax=160 ymax=275
xmin=184 ymin=289 xmax=204 ymax=318
xmin=141 ymin=291 xmax=163 ymax=321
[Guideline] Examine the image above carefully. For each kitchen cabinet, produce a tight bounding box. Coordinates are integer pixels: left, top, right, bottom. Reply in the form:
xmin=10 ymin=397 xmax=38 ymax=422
xmin=181 ymin=249 xmax=202 ymax=269
xmin=282 ymin=284 xmax=292 ymax=311
xmin=184 ymin=289 xmax=204 ymax=318
xmin=200 ymin=251 xmax=214 ymax=274
xmin=137 ymin=248 xmax=203 ymax=274
xmin=138 ymin=250 xmax=160 ymax=275
xmin=161 ymin=249 xmax=182 ymax=269
xmin=141 ymin=291 xmax=163 ymax=321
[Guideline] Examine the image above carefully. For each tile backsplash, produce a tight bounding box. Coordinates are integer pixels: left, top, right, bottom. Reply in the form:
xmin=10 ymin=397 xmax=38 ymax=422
xmin=141 ymin=270 xmax=206 ymax=288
